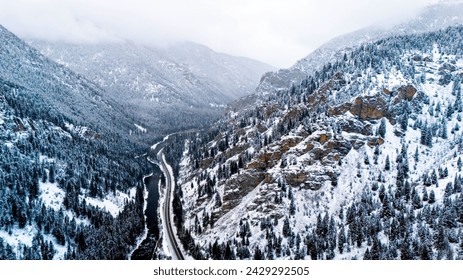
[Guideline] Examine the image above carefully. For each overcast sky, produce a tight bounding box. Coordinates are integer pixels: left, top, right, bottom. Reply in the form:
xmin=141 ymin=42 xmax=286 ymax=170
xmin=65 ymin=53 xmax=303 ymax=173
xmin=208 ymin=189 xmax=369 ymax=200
xmin=0 ymin=0 xmax=438 ymax=67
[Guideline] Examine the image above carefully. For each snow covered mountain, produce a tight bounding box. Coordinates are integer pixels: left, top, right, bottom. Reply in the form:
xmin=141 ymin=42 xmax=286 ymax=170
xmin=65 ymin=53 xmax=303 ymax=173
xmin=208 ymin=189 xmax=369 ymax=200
xmin=164 ymin=25 xmax=463 ymax=260
xmin=29 ymin=40 xmax=276 ymax=137
xmin=0 ymin=26 xmax=137 ymax=138
xmin=0 ymin=25 xmax=147 ymax=259
xmin=258 ymin=1 xmax=463 ymax=94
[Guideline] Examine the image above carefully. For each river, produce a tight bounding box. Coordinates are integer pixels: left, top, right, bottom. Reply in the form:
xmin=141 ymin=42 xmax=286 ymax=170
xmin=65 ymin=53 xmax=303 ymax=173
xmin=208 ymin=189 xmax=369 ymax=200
xmin=130 ymin=164 xmax=162 ymax=260
xmin=130 ymin=130 xmax=195 ymax=259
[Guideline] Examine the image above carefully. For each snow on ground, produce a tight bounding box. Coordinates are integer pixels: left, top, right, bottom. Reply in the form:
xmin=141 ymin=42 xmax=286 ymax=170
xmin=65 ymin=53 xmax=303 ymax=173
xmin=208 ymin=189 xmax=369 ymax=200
xmin=0 ymin=225 xmax=35 ymax=249
xmin=40 ymin=181 xmax=135 ymax=217
xmin=151 ymin=133 xmax=177 ymax=150
xmin=209 ymin=103 xmax=226 ymax=108
xmin=38 ymin=177 xmax=138 ymax=258
xmin=4 ymin=142 xmax=13 ymax=148
xmin=129 ymin=173 xmax=151 ymax=258
xmin=39 ymin=182 xmax=64 ymax=211
xmin=206 ymin=181 xmax=267 ymax=244
xmin=84 ymin=188 xmax=136 ymax=218
xmin=173 ymin=49 xmax=463 ymax=259
xmin=134 ymin=123 xmax=147 ymax=133
xmin=151 ymin=141 xmax=161 ymax=150
xmin=39 ymin=155 xmax=55 ymax=163
xmin=39 ymin=181 xmax=87 ymax=227
xmin=0 ymin=223 xmax=68 ymax=260
xmin=43 ymin=234 xmax=67 ymax=260
xmin=64 ymin=122 xmax=88 ymax=137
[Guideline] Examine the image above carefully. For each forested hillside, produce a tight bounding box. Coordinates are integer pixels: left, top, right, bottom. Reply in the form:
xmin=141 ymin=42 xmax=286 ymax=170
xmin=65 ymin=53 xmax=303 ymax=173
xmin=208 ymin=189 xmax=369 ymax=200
xmin=30 ymin=40 xmax=275 ymax=138
xmin=167 ymin=25 xmax=463 ymax=260
xmin=0 ymin=25 xmax=148 ymax=259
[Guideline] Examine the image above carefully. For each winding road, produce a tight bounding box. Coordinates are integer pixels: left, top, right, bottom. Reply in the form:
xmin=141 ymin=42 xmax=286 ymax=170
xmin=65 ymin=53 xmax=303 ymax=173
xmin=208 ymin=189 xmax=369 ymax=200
xmin=158 ymin=149 xmax=184 ymax=260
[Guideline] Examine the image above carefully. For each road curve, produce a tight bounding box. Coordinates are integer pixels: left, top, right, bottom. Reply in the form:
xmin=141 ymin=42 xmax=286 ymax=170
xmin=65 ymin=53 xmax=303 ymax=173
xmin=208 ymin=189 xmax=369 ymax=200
xmin=158 ymin=150 xmax=185 ymax=260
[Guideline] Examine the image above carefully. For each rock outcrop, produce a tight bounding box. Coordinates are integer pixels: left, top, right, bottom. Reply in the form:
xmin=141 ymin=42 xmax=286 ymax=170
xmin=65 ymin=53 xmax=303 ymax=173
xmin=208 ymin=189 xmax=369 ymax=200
xmin=329 ymin=85 xmax=417 ymax=123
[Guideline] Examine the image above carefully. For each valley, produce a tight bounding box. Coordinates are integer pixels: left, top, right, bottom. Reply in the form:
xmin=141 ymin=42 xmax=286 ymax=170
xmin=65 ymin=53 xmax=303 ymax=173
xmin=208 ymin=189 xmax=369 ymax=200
xmin=2 ymin=1 xmax=463 ymax=261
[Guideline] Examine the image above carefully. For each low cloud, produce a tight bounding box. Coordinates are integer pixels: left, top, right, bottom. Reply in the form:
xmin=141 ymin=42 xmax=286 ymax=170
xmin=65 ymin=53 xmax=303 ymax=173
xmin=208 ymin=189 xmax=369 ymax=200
xmin=0 ymin=0 xmax=435 ymax=67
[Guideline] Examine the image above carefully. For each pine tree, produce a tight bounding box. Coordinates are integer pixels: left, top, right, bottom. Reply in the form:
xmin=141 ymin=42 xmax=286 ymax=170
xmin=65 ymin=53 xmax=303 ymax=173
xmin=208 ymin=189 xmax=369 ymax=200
xmin=458 ymin=237 xmax=463 ymax=260
xmin=446 ymin=104 xmax=455 ymax=119
xmin=338 ymin=225 xmax=346 ymax=254
xmin=41 ymin=168 xmax=48 ymax=183
xmin=441 ymin=118 xmax=448 ymax=139
xmin=381 ymin=194 xmax=394 ymax=218
xmin=445 ymin=182 xmax=454 ymax=197
xmin=363 ymin=248 xmax=372 ymax=260
xmin=404 ymin=180 xmax=412 ymax=201
xmin=422 ymin=188 xmax=429 ymax=201
xmin=49 ymin=164 xmax=56 ymax=184
xmin=400 ymin=234 xmax=414 ymax=260
xmin=282 ymin=216 xmax=291 ymax=237
xmin=429 ymin=190 xmax=436 ymax=204
xmin=421 ymin=122 xmax=433 ymax=147
xmin=289 ymin=197 xmax=296 ymax=216
xmin=423 ymin=173 xmax=432 ymax=186
xmin=385 ymin=155 xmax=391 ymax=171
xmin=453 ymin=175 xmax=462 ymax=194
xmin=378 ymin=118 xmax=387 ymax=138
xmin=431 ymin=170 xmax=438 ymax=185
xmin=215 ymin=193 xmax=222 ymax=208
xmin=253 ymin=247 xmax=264 ymax=260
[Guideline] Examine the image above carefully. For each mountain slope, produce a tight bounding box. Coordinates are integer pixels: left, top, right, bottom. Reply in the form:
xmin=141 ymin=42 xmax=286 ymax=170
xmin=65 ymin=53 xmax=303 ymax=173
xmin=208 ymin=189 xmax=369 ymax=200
xmin=166 ymin=25 xmax=463 ymax=260
xmin=0 ymin=25 xmax=147 ymax=259
xmin=29 ymin=40 xmax=276 ymax=137
xmin=0 ymin=26 xmax=142 ymax=140
xmin=258 ymin=1 xmax=463 ymax=94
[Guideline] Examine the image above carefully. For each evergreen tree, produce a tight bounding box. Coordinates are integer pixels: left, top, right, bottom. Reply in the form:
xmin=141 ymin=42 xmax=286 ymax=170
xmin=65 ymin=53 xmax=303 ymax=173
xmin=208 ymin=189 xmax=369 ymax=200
xmin=49 ymin=164 xmax=56 ymax=184
xmin=429 ymin=190 xmax=436 ymax=204
xmin=253 ymin=247 xmax=264 ymax=260
xmin=453 ymin=175 xmax=462 ymax=194
xmin=282 ymin=217 xmax=291 ymax=237
xmin=445 ymin=182 xmax=454 ymax=197
xmin=385 ymin=155 xmax=391 ymax=171
xmin=381 ymin=194 xmax=394 ymax=218
xmin=378 ymin=118 xmax=387 ymax=138
xmin=338 ymin=225 xmax=346 ymax=254
xmin=422 ymin=188 xmax=429 ymax=202
xmin=289 ymin=197 xmax=296 ymax=216
xmin=421 ymin=122 xmax=433 ymax=147
xmin=442 ymin=118 xmax=448 ymax=139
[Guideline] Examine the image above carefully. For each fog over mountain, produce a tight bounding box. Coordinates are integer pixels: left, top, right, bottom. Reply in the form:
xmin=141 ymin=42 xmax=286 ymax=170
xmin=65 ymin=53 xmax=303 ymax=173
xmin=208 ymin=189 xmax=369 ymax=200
xmin=0 ymin=0 xmax=434 ymax=67
xmin=2 ymin=0 xmax=463 ymax=261
xmin=30 ymin=39 xmax=276 ymax=138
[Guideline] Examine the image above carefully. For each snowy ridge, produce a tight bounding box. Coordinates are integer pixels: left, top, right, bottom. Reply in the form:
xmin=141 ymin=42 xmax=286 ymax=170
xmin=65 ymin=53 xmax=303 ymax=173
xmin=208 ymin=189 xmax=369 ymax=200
xmin=256 ymin=1 xmax=463 ymax=99
xmin=169 ymin=25 xmax=463 ymax=260
xmin=29 ymin=40 xmax=276 ymax=139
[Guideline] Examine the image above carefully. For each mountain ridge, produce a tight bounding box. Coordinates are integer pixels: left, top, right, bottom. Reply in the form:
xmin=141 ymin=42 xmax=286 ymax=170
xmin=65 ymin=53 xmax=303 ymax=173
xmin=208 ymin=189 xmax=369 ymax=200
xmin=257 ymin=1 xmax=463 ymax=97
xmin=164 ymin=24 xmax=463 ymax=260
xmin=29 ymin=39 xmax=276 ymax=138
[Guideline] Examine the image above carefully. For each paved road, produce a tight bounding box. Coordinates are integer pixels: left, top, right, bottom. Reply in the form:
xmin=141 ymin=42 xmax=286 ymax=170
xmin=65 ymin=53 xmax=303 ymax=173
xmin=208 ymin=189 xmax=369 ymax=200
xmin=158 ymin=150 xmax=184 ymax=260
